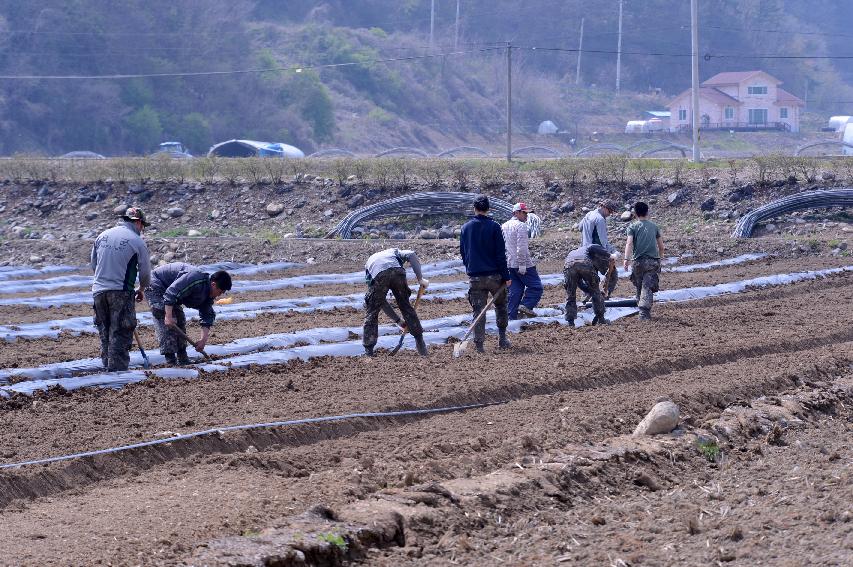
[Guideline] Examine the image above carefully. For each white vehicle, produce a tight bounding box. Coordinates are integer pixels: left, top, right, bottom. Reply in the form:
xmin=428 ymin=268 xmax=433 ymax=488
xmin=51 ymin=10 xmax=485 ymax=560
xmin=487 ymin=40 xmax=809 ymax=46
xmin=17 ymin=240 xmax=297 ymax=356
xmin=827 ymin=116 xmax=852 ymax=132
xmin=625 ymin=120 xmax=647 ymax=134
xmin=625 ymin=119 xmax=664 ymax=134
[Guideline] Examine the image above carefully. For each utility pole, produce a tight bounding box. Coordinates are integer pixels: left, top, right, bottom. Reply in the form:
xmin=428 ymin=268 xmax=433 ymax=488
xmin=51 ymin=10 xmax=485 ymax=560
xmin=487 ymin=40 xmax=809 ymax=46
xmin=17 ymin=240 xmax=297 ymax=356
xmin=506 ymin=42 xmax=513 ymax=163
xmin=430 ymin=0 xmax=436 ymax=50
xmin=616 ymin=0 xmax=623 ymax=93
xmin=575 ymin=17 xmax=584 ymax=85
xmin=454 ymin=0 xmax=461 ymax=49
xmin=690 ymin=0 xmax=701 ymax=162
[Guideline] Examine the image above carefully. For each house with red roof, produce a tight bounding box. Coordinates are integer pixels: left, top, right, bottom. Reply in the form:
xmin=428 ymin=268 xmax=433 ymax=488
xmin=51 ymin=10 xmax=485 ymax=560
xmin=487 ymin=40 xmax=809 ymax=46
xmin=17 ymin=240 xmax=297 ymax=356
xmin=668 ymin=71 xmax=804 ymax=133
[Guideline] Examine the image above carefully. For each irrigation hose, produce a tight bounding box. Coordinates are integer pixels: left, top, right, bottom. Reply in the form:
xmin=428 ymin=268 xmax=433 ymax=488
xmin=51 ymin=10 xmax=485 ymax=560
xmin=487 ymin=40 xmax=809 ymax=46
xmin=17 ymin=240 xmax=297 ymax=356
xmin=0 ymin=400 xmax=507 ymax=470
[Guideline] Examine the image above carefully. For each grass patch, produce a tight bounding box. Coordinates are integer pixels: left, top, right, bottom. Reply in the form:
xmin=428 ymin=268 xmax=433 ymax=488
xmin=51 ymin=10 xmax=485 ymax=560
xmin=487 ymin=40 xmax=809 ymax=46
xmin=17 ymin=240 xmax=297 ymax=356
xmin=697 ymin=439 xmax=721 ymax=462
xmin=317 ymin=532 xmax=348 ymax=551
xmin=158 ymin=228 xmax=188 ymax=237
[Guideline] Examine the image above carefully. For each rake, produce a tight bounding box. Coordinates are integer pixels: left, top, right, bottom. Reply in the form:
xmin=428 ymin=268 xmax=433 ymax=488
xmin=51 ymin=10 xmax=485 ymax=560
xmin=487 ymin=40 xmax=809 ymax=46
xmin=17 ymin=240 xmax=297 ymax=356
xmin=389 ymin=283 xmax=426 ymax=356
xmin=453 ymin=284 xmax=506 ymax=358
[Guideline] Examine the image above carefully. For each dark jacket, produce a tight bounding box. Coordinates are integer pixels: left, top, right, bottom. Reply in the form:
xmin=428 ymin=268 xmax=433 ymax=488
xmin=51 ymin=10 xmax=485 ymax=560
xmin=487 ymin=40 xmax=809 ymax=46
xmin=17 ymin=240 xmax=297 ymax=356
xmin=151 ymin=262 xmax=216 ymax=327
xmin=460 ymin=215 xmax=510 ymax=281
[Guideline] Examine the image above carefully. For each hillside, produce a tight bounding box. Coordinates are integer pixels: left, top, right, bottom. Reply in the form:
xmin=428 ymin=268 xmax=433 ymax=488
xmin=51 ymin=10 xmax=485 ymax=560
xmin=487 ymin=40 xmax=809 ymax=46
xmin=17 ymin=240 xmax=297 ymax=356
xmin=1 ymin=1 xmax=852 ymax=156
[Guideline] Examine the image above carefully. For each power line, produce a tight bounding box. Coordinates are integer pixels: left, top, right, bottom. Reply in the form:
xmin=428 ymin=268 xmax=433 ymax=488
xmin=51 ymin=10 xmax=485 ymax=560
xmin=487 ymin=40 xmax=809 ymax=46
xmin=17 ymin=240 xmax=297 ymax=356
xmin=0 ymin=46 xmax=504 ymax=80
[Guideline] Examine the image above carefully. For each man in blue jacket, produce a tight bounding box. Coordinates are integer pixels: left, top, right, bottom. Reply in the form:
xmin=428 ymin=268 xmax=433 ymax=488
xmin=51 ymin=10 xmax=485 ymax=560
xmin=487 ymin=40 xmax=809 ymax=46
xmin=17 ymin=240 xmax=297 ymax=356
xmin=144 ymin=263 xmax=232 ymax=365
xmin=460 ymin=195 xmax=512 ymax=353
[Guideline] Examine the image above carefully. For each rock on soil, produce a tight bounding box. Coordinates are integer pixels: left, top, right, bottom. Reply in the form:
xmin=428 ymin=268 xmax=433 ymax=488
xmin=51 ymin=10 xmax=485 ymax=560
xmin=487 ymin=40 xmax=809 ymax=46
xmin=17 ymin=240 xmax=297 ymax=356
xmin=265 ymin=203 xmax=286 ymax=217
xmin=633 ymin=399 xmax=680 ymax=436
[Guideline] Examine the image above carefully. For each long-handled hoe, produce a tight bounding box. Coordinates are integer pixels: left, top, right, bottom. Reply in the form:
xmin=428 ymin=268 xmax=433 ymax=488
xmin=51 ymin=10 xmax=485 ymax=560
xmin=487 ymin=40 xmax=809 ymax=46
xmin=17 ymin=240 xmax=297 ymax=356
xmin=133 ymin=329 xmax=151 ymax=369
xmin=389 ymin=282 xmax=426 ymax=356
xmin=168 ymin=324 xmax=213 ymax=362
xmin=453 ymin=284 xmax=507 ymax=358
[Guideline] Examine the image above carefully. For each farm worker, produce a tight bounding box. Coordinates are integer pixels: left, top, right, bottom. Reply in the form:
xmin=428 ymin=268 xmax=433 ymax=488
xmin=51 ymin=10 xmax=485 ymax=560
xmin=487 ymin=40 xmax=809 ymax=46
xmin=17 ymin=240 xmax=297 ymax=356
xmin=563 ymin=244 xmax=612 ymax=327
xmin=579 ymin=198 xmax=620 ymax=297
xmin=362 ymin=249 xmax=429 ymax=356
xmin=460 ymin=195 xmax=512 ymax=353
xmin=90 ymin=207 xmax=152 ymax=371
xmin=624 ymin=201 xmax=665 ymax=321
xmin=501 ymin=202 xmax=543 ymax=319
xmin=144 ymin=263 xmax=232 ymax=365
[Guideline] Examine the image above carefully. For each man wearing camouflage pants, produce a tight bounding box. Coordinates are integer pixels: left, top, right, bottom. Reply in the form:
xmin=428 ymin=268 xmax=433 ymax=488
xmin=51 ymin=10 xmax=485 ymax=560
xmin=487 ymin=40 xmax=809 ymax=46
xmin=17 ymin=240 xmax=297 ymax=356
xmin=363 ymin=248 xmax=429 ymax=356
xmin=460 ymin=195 xmax=512 ymax=353
xmin=91 ymin=207 xmax=152 ymax=371
xmin=624 ymin=201 xmax=664 ymax=321
xmin=145 ymin=263 xmax=232 ymax=365
xmin=563 ymin=244 xmax=612 ymax=327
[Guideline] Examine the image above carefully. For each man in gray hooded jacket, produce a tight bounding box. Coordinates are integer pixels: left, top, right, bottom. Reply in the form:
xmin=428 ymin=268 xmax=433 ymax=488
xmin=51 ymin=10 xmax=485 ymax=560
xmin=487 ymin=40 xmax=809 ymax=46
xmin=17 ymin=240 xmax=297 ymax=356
xmin=91 ymin=207 xmax=152 ymax=371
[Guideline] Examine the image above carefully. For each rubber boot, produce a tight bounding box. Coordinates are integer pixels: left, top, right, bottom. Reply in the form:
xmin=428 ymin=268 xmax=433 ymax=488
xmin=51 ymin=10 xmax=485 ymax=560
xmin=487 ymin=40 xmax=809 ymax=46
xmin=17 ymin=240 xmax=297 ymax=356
xmin=498 ymin=329 xmax=512 ymax=349
xmin=364 ymin=345 xmax=375 ymax=356
xmin=164 ymin=353 xmax=178 ymax=366
xmin=474 ymin=341 xmax=486 ymax=354
xmin=177 ymin=349 xmax=191 ymax=365
xmin=639 ymin=308 xmax=652 ymax=321
xmin=414 ymin=335 xmax=429 ymax=357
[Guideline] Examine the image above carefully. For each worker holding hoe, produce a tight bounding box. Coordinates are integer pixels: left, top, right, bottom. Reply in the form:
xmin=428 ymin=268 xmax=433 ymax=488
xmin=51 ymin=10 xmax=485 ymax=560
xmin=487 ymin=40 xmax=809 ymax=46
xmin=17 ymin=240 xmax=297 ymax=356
xmin=624 ymin=201 xmax=665 ymax=321
xmin=563 ymin=244 xmax=612 ymax=327
xmin=363 ymin=248 xmax=429 ymax=357
xmin=460 ymin=195 xmax=512 ymax=352
xmin=579 ymin=198 xmax=620 ymax=298
xmin=91 ymin=207 xmax=152 ymax=371
xmin=144 ymin=262 xmax=232 ymax=365
xmin=502 ymin=202 xmax=543 ymax=319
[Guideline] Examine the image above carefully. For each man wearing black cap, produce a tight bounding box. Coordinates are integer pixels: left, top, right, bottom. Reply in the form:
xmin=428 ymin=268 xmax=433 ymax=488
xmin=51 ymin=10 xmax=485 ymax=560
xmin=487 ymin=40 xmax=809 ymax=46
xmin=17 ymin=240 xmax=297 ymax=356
xmin=90 ymin=207 xmax=152 ymax=371
xmin=563 ymin=243 xmax=612 ymax=327
xmin=145 ymin=263 xmax=232 ymax=365
xmin=460 ymin=195 xmax=512 ymax=352
xmin=579 ymin=198 xmax=620 ymax=298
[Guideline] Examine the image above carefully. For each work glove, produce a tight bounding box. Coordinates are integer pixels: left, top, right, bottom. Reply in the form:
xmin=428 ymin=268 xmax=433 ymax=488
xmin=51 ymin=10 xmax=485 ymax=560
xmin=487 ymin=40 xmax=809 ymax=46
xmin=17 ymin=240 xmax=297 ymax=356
xmin=418 ymin=278 xmax=430 ymax=289
xmin=518 ymin=265 xmax=527 ymax=276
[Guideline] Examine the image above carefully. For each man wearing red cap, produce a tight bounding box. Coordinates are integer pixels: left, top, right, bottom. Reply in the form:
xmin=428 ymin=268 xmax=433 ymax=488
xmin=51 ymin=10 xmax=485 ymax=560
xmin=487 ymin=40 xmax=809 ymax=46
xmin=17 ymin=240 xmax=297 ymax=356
xmin=501 ymin=202 xmax=543 ymax=319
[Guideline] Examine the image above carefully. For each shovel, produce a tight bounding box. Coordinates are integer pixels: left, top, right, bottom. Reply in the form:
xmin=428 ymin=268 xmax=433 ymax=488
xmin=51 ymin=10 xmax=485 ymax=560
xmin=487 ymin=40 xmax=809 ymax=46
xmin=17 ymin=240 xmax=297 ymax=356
xmin=453 ymin=284 xmax=507 ymax=358
xmin=389 ymin=283 xmax=426 ymax=356
xmin=168 ymin=323 xmax=213 ymax=362
xmin=133 ymin=329 xmax=151 ymax=369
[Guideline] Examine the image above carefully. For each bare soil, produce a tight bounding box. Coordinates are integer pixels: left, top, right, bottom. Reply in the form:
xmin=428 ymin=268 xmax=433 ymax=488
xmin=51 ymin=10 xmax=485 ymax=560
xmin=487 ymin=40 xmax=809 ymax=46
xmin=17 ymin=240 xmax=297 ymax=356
xmin=0 ymin=256 xmax=850 ymax=565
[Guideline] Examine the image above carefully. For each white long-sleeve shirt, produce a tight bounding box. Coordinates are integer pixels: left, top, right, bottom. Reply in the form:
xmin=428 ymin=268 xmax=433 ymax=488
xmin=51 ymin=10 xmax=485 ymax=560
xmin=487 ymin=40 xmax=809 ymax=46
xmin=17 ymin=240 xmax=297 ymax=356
xmin=579 ymin=208 xmax=616 ymax=254
xmin=501 ymin=218 xmax=534 ymax=269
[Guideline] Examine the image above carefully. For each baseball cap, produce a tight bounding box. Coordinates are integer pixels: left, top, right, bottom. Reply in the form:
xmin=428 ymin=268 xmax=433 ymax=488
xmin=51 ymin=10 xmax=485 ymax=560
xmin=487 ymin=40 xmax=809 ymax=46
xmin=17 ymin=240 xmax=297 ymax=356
xmin=512 ymin=202 xmax=533 ymax=213
xmin=122 ymin=207 xmax=151 ymax=226
xmin=600 ymin=199 xmax=619 ymax=212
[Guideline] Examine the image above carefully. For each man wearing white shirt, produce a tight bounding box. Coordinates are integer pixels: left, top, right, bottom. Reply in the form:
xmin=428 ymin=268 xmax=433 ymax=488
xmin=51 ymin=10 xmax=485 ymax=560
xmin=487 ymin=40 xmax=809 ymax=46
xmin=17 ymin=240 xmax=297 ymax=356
xmin=363 ymin=248 xmax=429 ymax=356
xmin=501 ymin=202 xmax=543 ymax=319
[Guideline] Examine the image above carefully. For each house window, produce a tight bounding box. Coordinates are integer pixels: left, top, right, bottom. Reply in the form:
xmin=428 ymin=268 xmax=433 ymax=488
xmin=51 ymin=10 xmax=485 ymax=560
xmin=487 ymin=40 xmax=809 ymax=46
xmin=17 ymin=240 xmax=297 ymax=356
xmin=724 ymin=107 xmax=734 ymax=120
xmin=780 ymin=107 xmax=788 ymax=119
xmin=747 ymin=86 xmax=768 ymax=95
xmin=678 ymin=109 xmax=687 ymax=121
xmin=748 ymin=109 xmax=768 ymax=124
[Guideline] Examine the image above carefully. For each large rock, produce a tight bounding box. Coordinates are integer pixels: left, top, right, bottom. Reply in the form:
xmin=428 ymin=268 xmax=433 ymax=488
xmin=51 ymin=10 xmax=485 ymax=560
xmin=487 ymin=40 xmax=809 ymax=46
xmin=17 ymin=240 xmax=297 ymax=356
xmin=619 ymin=210 xmax=633 ymax=221
xmin=347 ymin=194 xmax=365 ymax=209
xmin=633 ymin=400 xmax=680 ymax=436
xmin=113 ymin=204 xmax=129 ymax=215
xmin=700 ymin=197 xmax=716 ymax=211
xmin=266 ymin=203 xmax=286 ymax=217
xmin=166 ymin=207 xmax=185 ymax=218
xmin=667 ymin=190 xmax=686 ymax=206
xmin=438 ymin=227 xmax=455 ymax=239
xmin=418 ymin=229 xmax=439 ymax=239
